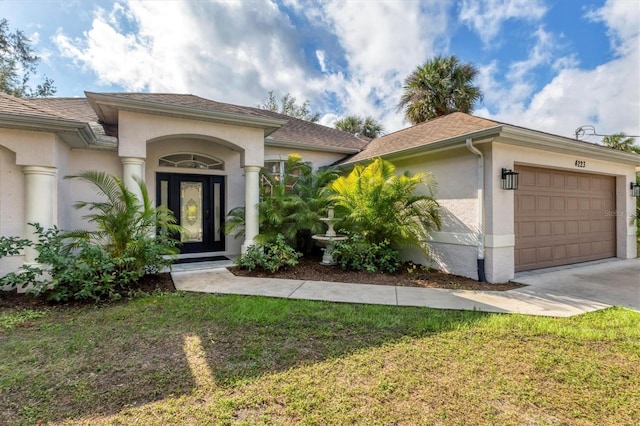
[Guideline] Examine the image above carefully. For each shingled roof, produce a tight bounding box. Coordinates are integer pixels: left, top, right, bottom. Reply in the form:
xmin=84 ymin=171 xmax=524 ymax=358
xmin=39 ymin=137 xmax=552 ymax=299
xmin=346 ymin=112 xmax=502 ymax=163
xmin=2 ymin=92 xmax=366 ymax=152
xmin=244 ymin=107 xmax=369 ymax=151
xmin=0 ymin=92 xmax=72 ymax=121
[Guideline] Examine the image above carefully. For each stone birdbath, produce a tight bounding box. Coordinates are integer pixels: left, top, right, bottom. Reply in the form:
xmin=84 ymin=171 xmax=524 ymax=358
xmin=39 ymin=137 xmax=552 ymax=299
xmin=312 ymin=205 xmax=347 ymax=265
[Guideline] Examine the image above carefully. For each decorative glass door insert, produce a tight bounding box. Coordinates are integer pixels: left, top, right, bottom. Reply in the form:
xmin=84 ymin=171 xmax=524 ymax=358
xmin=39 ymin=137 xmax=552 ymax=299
xmin=180 ymin=181 xmax=203 ymax=242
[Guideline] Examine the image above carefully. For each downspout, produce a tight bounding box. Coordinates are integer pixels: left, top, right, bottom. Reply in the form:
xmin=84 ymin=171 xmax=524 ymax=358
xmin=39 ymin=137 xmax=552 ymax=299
xmin=465 ymin=138 xmax=486 ymax=282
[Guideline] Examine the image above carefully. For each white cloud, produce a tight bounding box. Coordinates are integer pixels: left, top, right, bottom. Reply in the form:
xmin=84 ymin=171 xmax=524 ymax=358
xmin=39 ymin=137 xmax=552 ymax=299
xmin=586 ymin=0 xmax=640 ymax=56
xmin=315 ymin=49 xmax=326 ymax=73
xmin=478 ymin=26 xmax=562 ymax=114
xmin=459 ymin=0 xmax=547 ymax=46
xmin=53 ymin=0 xmax=313 ymax=106
xmin=52 ymin=0 xmax=451 ymax=133
xmin=302 ymin=0 xmax=451 ymax=130
xmin=48 ymin=0 xmax=637 ymax=141
xmin=477 ymin=0 xmax=640 ymax=139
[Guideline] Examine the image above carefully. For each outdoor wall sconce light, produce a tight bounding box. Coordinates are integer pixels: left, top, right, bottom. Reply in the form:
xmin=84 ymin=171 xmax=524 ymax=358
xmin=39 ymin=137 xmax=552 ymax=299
xmin=501 ymin=168 xmax=519 ymax=190
xmin=631 ymin=182 xmax=640 ymax=198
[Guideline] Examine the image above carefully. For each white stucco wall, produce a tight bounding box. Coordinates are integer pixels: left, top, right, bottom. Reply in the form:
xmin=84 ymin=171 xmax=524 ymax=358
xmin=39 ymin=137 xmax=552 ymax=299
xmin=58 ymin=148 xmax=121 ymax=232
xmin=119 ymin=111 xmax=265 ymax=166
xmin=393 ymin=147 xmax=482 ymax=280
xmin=0 ymin=146 xmax=25 ymax=277
xmin=0 ymin=129 xmax=62 ymax=277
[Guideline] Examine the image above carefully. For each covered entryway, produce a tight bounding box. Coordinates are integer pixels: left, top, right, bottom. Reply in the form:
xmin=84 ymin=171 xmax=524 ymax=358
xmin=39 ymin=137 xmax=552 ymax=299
xmin=514 ymin=165 xmax=616 ymax=272
xmin=157 ymin=173 xmax=225 ymax=253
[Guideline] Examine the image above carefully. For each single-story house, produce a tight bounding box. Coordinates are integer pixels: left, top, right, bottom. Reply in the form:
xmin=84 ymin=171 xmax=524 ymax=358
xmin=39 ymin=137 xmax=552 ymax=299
xmin=1 ymin=91 xmax=638 ymax=283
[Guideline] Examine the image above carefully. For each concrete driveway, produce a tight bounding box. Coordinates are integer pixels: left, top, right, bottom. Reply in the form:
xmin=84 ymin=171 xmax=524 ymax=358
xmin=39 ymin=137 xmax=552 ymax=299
xmin=512 ymin=258 xmax=640 ymax=312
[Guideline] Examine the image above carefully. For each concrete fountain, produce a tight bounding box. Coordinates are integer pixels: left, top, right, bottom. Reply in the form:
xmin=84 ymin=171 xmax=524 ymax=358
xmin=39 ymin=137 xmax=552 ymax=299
xmin=311 ymin=205 xmax=347 ymax=265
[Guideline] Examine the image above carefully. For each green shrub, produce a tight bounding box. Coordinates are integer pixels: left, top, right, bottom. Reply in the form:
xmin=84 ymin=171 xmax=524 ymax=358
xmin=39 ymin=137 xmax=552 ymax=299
xmin=332 ymin=234 xmax=401 ymax=273
xmin=0 ymin=236 xmax=32 ymax=257
xmin=236 ymin=234 xmax=302 ymax=273
xmin=225 ymin=154 xmax=339 ymax=254
xmin=0 ymin=171 xmax=182 ymax=302
xmin=1 ymin=225 xmax=129 ymax=301
xmin=328 ymin=158 xmax=440 ymax=251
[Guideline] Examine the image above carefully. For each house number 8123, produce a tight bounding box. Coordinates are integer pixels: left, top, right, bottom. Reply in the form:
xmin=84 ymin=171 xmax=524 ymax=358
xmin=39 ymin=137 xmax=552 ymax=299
xmin=575 ymin=160 xmax=586 ymax=168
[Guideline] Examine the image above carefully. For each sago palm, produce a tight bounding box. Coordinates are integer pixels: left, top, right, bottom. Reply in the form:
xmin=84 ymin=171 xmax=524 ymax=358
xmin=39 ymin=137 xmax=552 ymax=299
xmin=328 ymin=158 xmax=440 ymax=250
xmin=398 ymin=55 xmax=482 ymax=124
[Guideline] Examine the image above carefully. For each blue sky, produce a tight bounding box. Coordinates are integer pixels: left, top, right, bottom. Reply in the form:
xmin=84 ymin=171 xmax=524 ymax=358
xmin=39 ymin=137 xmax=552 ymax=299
xmin=1 ymin=0 xmax=638 ymax=141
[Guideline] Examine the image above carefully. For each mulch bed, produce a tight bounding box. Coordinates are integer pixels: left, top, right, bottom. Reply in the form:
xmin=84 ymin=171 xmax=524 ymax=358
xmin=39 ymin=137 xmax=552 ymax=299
xmin=0 ymin=273 xmax=175 ymax=310
xmin=1 ymin=259 xmax=523 ymax=310
xmin=230 ymin=257 xmax=522 ymax=291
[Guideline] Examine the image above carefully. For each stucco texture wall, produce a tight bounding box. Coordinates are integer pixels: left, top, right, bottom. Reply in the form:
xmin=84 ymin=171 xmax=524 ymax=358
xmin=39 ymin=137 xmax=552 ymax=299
xmin=394 ymin=147 xmax=481 ymax=280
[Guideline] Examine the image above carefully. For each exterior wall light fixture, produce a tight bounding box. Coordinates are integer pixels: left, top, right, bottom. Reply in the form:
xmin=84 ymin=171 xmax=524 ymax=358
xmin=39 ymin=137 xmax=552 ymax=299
xmin=631 ymin=182 xmax=640 ymax=198
xmin=501 ymin=168 xmax=519 ymax=190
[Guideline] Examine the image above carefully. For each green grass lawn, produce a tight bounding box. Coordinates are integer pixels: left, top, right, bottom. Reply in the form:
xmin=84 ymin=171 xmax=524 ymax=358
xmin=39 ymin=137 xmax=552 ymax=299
xmin=1 ymin=292 xmax=639 ymax=425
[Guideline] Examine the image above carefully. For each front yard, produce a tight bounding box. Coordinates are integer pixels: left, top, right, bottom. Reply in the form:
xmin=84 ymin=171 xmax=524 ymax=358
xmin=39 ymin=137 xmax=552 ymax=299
xmin=1 ymin=292 xmax=639 ymax=425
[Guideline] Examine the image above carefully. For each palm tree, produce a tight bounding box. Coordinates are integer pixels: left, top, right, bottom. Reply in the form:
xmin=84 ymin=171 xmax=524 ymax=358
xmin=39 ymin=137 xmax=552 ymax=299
xmin=398 ymin=55 xmax=482 ymax=125
xmin=328 ymin=158 xmax=440 ymax=249
xmin=335 ymin=115 xmax=384 ymax=138
xmin=602 ymin=133 xmax=640 ymax=154
xmin=64 ymin=171 xmax=183 ymax=273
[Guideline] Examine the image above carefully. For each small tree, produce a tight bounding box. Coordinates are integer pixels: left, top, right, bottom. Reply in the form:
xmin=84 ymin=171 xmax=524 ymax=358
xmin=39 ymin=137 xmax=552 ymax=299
xmin=328 ymin=158 xmax=440 ymax=249
xmin=335 ymin=115 xmax=384 ymax=138
xmin=0 ymin=18 xmax=56 ymax=97
xmin=258 ymin=91 xmax=320 ymax=122
xmin=225 ymin=154 xmax=338 ymax=253
xmin=64 ymin=171 xmax=183 ymax=274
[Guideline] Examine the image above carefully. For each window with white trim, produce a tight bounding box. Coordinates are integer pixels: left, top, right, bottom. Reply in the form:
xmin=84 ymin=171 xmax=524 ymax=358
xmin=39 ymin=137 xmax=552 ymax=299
xmin=159 ymin=153 xmax=224 ymax=170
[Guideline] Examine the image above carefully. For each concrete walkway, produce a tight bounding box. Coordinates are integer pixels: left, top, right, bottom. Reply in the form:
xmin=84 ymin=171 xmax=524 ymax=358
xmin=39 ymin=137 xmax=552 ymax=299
xmin=171 ymin=258 xmax=639 ymax=317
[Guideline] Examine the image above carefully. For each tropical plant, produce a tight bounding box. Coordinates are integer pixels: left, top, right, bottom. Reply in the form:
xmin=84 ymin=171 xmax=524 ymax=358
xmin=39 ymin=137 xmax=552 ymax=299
xmin=332 ymin=234 xmax=401 ymax=273
xmin=0 ymin=173 xmax=184 ymax=301
xmin=328 ymin=158 xmax=440 ymax=251
xmin=335 ymin=115 xmax=384 ymax=138
xmin=64 ymin=171 xmax=183 ymax=274
xmin=225 ymin=154 xmax=339 ymax=253
xmin=258 ymin=90 xmax=320 ymax=122
xmin=398 ymin=55 xmax=482 ymax=124
xmin=602 ymin=133 xmax=640 ymax=154
xmin=0 ymin=18 xmax=56 ymax=97
xmin=235 ymin=234 xmax=302 ymax=272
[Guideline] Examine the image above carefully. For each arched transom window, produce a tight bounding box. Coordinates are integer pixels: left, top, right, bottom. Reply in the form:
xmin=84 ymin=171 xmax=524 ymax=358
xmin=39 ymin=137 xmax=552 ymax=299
xmin=159 ymin=153 xmax=224 ymax=170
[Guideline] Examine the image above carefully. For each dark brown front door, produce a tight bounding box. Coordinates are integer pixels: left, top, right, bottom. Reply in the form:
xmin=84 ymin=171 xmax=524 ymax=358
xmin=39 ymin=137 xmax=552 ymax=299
xmin=157 ymin=173 xmax=225 ymax=253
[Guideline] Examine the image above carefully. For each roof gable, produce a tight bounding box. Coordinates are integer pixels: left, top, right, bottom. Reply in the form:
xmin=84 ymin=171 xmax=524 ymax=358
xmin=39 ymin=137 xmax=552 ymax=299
xmin=346 ymin=112 xmax=501 ymax=163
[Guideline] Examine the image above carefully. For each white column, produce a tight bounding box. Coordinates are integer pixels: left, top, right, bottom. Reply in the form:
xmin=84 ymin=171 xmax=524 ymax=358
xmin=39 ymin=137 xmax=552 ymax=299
xmin=23 ymin=166 xmax=57 ymax=264
xmin=241 ymin=165 xmax=261 ymax=253
xmin=121 ymin=157 xmax=145 ymax=201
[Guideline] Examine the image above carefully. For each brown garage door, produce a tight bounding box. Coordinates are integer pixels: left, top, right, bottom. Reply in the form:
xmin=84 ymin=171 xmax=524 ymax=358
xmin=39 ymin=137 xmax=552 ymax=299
xmin=514 ymin=166 xmax=616 ymax=272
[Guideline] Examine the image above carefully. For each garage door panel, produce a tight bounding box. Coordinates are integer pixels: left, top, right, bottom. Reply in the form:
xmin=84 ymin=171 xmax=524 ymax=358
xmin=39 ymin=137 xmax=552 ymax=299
xmin=553 ymin=246 xmax=567 ymax=260
xmin=538 ymin=221 xmax=551 ymax=236
xmin=537 ymin=172 xmax=551 ymax=187
xmin=552 ymin=221 xmax=565 ymax=235
xmin=537 ymin=196 xmax=551 ymax=210
xmin=514 ymin=166 xmax=616 ymax=272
